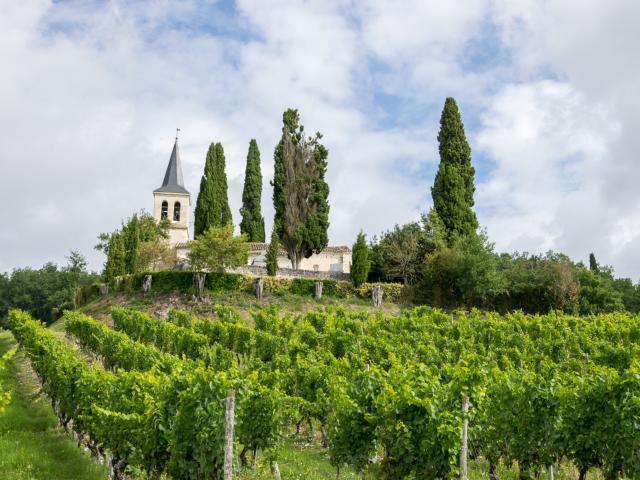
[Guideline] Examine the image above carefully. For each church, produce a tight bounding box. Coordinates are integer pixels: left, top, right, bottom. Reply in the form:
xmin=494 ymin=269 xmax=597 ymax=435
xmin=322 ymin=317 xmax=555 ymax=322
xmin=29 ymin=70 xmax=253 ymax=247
xmin=152 ymin=138 xmax=352 ymax=275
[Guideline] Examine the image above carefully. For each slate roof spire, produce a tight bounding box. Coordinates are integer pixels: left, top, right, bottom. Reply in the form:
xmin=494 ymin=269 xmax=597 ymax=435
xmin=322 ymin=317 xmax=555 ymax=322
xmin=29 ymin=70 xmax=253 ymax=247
xmin=154 ymin=133 xmax=189 ymax=195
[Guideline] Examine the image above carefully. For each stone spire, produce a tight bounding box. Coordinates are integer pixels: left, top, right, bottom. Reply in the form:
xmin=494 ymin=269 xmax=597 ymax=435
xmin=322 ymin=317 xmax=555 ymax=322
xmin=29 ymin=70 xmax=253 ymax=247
xmin=154 ymin=135 xmax=189 ymax=195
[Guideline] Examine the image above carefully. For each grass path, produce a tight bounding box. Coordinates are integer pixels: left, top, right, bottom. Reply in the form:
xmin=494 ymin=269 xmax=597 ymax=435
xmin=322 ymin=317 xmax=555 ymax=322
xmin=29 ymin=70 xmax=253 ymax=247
xmin=0 ymin=329 xmax=108 ymax=480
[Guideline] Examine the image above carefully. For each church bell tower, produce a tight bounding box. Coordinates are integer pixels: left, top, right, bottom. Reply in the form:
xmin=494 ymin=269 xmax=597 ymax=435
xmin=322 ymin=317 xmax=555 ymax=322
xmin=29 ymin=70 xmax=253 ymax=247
xmin=153 ymin=135 xmax=190 ymax=247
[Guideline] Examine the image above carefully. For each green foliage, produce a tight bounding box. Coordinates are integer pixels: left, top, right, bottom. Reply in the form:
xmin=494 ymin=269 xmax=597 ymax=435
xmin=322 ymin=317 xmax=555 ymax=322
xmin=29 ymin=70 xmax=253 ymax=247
xmin=272 ymin=109 xmax=297 ymax=241
xmin=65 ymin=310 xmax=179 ymax=373
xmin=421 ymin=231 xmax=505 ymax=308
xmin=98 ymin=211 xmax=165 ymax=278
xmin=111 ymin=307 xmax=235 ymax=367
xmin=194 ymin=142 xmax=233 ymax=237
xmin=612 ymin=277 xmax=640 ymax=313
xmin=187 ymin=225 xmax=249 ymax=273
xmin=123 ymin=213 xmax=140 ymax=274
xmin=0 ymin=258 xmax=97 ymax=325
xmin=272 ymin=108 xmax=330 ymax=269
xmin=589 ymin=252 xmax=599 ymax=273
xmin=240 ymin=139 xmax=266 ymax=242
xmin=370 ymin=222 xmax=428 ymax=285
xmin=103 ymin=232 xmax=126 ymax=281
xmin=206 ymin=271 xmax=253 ymax=293
xmin=266 ymin=223 xmax=280 ymax=277
xmin=0 ymin=330 xmax=109 ymax=480
xmin=0 ymin=346 xmax=15 ymax=412
xmin=431 ymin=97 xmax=478 ymax=243
xmin=575 ymin=266 xmax=625 ymax=315
xmin=497 ymin=252 xmax=579 ymax=313
xmin=350 ymin=231 xmax=370 ymax=287
xmin=18 ymin=292 xmax=640 ymax=479
xmin=137 ymin=239 xmax=176 ymax=272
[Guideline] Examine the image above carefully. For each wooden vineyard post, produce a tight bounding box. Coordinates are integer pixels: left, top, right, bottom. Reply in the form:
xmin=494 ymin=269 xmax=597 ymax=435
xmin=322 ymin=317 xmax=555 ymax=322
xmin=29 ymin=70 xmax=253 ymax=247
xmin=254 ymin=277 xmax=264 ymax=301
xmin=372 ymin=285 xmax=384 ymax=308
xmin=460 ymin=396 xmax=469 ymax=480
xmin=314 ymin=282 xmax=323 ymax=299
xmin=142 ymin=275 xmax=152 ymax=294
xmin=548 ymin=465 xmax=554 ymax=480
xmin=193 ymin=272 xmax=206 ymax=301
xmin=224 ymin=389 xmax=235 ymax=480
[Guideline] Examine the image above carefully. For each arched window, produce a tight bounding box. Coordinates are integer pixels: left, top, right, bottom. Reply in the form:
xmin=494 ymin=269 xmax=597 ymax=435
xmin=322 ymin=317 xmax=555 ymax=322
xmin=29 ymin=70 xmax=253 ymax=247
xmin=161 ymin=201 xmax=168 ymax=220
xmin=173 ymin=201 xmax=181 ymax=222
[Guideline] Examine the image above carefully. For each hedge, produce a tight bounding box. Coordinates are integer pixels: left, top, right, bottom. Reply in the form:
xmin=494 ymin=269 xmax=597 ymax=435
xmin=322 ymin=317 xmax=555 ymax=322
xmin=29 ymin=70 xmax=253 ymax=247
xmin=78 ymin=271 xmax=404 ymax=306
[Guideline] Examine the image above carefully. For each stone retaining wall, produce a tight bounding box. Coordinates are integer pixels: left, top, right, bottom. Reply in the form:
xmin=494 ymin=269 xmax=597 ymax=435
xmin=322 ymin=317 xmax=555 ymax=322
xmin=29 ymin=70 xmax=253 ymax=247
xmin=229 ymin=265 xmax=350 ymax=281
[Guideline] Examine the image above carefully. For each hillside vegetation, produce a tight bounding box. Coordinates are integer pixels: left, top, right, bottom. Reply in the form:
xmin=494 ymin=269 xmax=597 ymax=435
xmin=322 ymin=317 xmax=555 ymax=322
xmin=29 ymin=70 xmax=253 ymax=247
xmin=5 ymin=285 xmax=640 ymax=479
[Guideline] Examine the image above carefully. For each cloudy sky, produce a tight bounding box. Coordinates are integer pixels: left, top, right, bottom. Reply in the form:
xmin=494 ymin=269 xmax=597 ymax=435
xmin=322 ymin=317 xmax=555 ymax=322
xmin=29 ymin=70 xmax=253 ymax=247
xmin=2 ymin=0 xmax=640 ymax=278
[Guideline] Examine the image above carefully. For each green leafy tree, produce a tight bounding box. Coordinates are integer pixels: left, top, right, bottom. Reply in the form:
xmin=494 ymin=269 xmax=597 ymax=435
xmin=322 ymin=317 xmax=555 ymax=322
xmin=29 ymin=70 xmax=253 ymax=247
xmin=187 ymin=225 xmax=249 ymax=273
xmin=421 ymin=231 xmax=505 ymax=308
xmin=240 ymin=139 xmax=265 ymax=242
xmin=589 ymin=252 xmax=599 ymax=274
xmin=431 ymin=97 xmax=478 ymax=243
xmin=612 ymin=277 xmax=640 ymax=313
xmin=194 ymin=142 xmax=232 ymax=237
xmin=272 ymin=108 xmax=330 ymax=269
xmin=575 ymin=267 xmax=624 ymax=315
xmin=421 ymin=208 xmax=447 ymax=252
xmin=123 ymin=213 xmax=140 ymax=274
xmin=137 ymin=240 xmax=177 ymax=272
xmin=370 ymin=223 xmax=427 ymax=285
xmin=498 ymin=252 xmax=579 ymax=313
xmin=64 ymin=250 xmax=88 ymax=286
xmin=95 ymin=210 xmax=166 ymax=265
xmin=350 ymin=231 xmax=370 ymax=287
xmin=0 ymin=261 xmax=97 ymax=325
xmin=266 ymin=224 xmax=280 ymax=277
xmin=104 ymin=233 xmax=126 ymax=281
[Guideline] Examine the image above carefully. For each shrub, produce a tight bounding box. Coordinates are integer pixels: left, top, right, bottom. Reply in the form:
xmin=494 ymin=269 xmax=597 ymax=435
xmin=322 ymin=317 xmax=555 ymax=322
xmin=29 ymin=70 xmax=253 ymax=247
xmin=88 ymin=270 xmax=406 ymax=304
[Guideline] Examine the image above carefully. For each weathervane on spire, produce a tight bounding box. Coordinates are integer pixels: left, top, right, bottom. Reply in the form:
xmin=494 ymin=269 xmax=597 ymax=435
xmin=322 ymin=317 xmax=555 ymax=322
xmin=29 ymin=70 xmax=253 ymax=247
xmin=176 ymin=128 xmax=180 ymax=141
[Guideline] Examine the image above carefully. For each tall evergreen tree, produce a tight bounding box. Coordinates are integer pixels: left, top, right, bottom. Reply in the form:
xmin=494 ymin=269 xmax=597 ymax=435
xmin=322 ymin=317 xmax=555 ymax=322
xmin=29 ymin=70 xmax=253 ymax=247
xmin=431 ymin=97 xmax=478 ymax=243
xmin=123 ymin=214 xmax=140 ymax=274
xmin=589 ymin=252 xmax=599 ymax=274
xmin=272 ymin=110 xmax=298 ymax=239
xmin=271 ymin=108 xmax=330 ymax=269
xmin=194 ymin=142 xmax=232 ymax=237
xmin=104 ymin=232 xmax=126 ymax=281
xmin=350 ymin=231 xmax=371 ymax=287
xmin=266 ymin=223 xmax=280 ymax=276
xmin=239 ymin=139 xmax=265 ymax=242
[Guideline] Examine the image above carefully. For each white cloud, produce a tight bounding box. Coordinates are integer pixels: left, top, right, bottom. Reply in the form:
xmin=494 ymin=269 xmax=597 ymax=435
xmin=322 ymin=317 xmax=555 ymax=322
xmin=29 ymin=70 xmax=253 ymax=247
xmin=1 ymin=0 xmax=640 ymax=281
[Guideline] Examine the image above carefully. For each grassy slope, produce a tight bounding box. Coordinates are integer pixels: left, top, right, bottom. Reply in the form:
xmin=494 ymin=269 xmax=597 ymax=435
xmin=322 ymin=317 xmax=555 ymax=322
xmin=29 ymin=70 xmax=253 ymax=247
xmin=0 ymin=330 xmax=108 ymax=480
xmin=78 ymin=289 xmax=401 ymax=326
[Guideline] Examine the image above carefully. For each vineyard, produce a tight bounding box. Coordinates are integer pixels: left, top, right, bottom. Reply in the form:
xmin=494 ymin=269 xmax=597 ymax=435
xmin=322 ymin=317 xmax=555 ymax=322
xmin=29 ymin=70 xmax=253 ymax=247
xmin=6 ymin=304 xmax=640 ymax=480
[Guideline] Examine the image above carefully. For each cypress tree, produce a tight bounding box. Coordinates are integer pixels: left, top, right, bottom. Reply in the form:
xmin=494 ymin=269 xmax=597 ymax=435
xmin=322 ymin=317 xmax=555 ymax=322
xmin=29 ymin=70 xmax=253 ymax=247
xmin=266 ymin=223 xmax=280 ymax=276
xmin=104 ymin=232 xmax=126 ymax=281
xmin=589 ymin=253 xmax=599 ymax=274
xmin=123 ymin=214 xmax=140 ymax=274
xmin=194 ymin=142 xmax=232 ymax=237
xmin=350 ymin=231 xmax=371 ymax=287
xmin=272 ymin=109 xmax=299 ymax=239
xmin=272 ymin=108 xmax=330 ymax=269
xmin=431 ymin=97 xmax=478 ymax=243
xmin=239 ymin=139 xmax=265 ymax=242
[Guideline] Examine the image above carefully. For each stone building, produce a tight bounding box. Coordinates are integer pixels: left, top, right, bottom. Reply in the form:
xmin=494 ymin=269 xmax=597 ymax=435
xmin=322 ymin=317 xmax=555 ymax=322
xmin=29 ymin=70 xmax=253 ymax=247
xmin=247 ymin=243 xmax=352 ymax=274
xmin=153 ymin=138 xmax=191 ymax=247
xmin=153 ymin=137 xmax=351 ymax=273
